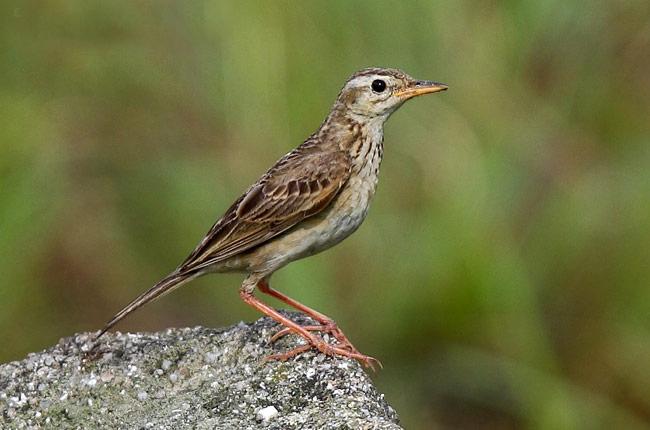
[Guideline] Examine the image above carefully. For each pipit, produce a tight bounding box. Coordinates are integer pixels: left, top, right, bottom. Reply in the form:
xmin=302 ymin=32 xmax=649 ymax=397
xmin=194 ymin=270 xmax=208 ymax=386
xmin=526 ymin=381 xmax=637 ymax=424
xmin=96 ymin=68 xmax=447 ymax=369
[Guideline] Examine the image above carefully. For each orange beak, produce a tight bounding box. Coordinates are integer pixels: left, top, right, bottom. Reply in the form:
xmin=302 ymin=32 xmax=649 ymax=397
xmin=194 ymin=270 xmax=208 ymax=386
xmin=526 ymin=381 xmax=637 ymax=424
xmin=393 ymin=80 xmax=448 ymax=100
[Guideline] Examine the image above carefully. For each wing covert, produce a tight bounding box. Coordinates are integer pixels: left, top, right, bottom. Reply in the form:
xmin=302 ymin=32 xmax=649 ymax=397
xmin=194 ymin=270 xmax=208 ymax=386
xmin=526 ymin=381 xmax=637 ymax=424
xmin=178 ymin=148 xmax=351 ymax=272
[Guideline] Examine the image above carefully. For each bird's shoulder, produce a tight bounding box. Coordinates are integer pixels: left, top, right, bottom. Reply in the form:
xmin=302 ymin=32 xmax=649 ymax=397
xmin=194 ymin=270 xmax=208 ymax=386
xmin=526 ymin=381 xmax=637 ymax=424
xmin=239 ymin=139 xmax=352 ymax=219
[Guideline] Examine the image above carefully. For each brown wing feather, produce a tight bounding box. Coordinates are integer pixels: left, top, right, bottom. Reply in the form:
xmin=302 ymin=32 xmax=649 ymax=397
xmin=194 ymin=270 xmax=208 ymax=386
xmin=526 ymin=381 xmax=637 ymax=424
xmin=177 ymin=144 xmax=351 ymax=273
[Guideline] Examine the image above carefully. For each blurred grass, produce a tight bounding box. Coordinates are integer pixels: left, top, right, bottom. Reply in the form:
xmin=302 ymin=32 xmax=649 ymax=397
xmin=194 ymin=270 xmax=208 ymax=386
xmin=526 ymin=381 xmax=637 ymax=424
xmin=1 ymin=1 xmax=650 ymax=428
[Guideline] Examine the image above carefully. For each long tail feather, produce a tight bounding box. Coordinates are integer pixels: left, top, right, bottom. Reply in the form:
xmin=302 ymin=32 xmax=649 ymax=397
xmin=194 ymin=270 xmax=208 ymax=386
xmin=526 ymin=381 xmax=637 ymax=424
xmin=95 ymin=271 xmax=198 ymax=340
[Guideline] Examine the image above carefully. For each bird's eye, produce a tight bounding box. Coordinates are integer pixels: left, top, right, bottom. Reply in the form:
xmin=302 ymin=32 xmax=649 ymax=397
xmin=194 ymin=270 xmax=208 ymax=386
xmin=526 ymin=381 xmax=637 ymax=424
xmin=371 ymin=79 xmax=386 ymax=93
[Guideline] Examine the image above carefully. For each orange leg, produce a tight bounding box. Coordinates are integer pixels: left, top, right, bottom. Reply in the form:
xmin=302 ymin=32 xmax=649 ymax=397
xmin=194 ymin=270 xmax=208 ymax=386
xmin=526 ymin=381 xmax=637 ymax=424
xmin=244 ymin=281 xmax=381 ymax=370
xmin=239 ymin=288 xmax=379 ymax=370
xmin=262 ymin=296 xmax=360 ymax=353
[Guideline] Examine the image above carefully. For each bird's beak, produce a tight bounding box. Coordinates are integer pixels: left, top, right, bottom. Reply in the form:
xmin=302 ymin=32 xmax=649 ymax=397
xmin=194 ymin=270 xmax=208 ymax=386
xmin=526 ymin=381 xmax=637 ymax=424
xmin=393 ymin=80 xmax=448 ymax=100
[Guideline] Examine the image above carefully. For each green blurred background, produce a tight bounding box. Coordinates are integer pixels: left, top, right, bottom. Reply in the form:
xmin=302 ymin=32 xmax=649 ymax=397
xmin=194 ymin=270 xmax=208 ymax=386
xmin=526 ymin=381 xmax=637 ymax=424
xmin=2 ymin=1 xmax=650 ymax=428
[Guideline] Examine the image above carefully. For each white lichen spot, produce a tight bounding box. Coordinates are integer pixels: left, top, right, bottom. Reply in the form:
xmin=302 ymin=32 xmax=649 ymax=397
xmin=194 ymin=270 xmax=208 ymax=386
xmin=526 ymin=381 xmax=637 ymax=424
xmin=256 ymin=405 xmax=279 ymax=422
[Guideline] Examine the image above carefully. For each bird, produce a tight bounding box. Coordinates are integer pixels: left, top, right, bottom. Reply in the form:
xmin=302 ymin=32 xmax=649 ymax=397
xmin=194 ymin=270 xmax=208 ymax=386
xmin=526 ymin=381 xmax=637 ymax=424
xmin=96 ymin=68 xmax=447 ymax=369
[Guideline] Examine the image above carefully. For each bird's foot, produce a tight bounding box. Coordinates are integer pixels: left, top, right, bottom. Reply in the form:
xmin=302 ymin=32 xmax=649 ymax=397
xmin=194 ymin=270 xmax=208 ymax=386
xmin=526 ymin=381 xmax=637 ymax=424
xmin=263 ymin=334 xmax=382 ymax=371
xmin=239 ymin=288 xmax=381 ymax=370
xmin=267 ymin=320 xmax=382 ymax=370
xmin=269 ymin=318 xmax=352 ymax=349
xmin=268 ymin=324 xmax=352 ymax=349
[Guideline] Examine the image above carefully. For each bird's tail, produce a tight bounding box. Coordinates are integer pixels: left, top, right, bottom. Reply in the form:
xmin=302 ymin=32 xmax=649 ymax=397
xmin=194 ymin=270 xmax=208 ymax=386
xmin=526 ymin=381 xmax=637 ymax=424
xmin=95 ymin=271 xmax=198 ymax=340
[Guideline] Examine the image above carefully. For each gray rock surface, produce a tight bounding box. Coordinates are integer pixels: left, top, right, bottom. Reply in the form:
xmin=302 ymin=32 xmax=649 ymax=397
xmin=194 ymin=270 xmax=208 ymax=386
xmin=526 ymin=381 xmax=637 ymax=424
xmin=0 ymin=312 xmax=402 ymax=429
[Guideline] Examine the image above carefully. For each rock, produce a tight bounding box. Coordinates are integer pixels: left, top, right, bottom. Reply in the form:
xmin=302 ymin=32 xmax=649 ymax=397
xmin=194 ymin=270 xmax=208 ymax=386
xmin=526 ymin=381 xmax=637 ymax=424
xmin=0 ymin=312 xmax=402 ymax=429
xmin=256 ymin=405 xmax=279 ymax=423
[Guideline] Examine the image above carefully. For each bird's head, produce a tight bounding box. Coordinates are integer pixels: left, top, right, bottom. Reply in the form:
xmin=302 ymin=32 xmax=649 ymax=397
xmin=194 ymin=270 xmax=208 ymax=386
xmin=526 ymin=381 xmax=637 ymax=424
xmin=334 ymin=68 xmax=448 ymax=120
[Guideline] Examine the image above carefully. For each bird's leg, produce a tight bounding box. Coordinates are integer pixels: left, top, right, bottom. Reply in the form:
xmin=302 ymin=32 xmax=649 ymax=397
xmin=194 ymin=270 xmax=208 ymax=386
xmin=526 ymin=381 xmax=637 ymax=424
xmin=239 ymin=287 xmax=380 ymax=370
xmin=255 ymin=280 xmax=382 ymax=369
xmin=257 ymin=280 xmax=353 ymax=346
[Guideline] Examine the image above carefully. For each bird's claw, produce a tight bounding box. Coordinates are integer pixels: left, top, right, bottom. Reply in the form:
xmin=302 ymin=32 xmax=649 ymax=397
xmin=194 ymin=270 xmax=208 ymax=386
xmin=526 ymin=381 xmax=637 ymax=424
xmin=265 ymin=321 xmax=382 ymax=371
xmin=263 ymin=342 xmax=382 ymax=371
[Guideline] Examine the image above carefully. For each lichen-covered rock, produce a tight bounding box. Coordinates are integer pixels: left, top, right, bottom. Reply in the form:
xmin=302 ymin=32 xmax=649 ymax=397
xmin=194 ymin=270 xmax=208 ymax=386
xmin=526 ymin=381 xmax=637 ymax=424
xmin=0 ymin=312 xmax=402 ymax=429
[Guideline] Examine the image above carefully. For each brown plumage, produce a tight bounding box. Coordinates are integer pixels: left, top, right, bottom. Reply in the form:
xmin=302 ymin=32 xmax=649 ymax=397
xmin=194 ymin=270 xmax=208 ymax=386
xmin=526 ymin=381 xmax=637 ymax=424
xmin=96 ymin=68 xmax=447 ymax=369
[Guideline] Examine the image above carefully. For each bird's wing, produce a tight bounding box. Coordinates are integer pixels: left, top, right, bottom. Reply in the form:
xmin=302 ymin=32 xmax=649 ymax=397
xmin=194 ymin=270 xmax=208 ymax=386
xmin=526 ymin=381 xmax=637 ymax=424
xmin=94 ymin=146 xmax=351 ymax=340
xmin=178 ymin=146 xmax=351 ymax=273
